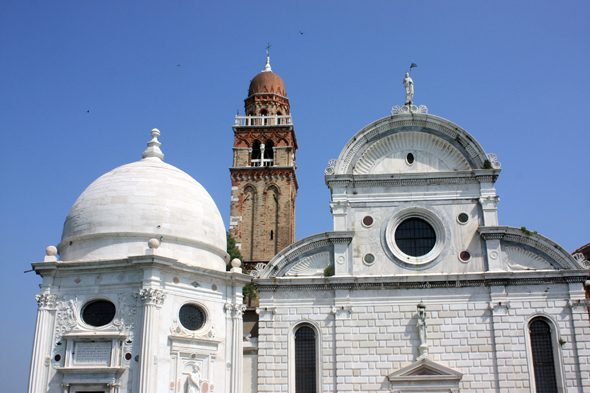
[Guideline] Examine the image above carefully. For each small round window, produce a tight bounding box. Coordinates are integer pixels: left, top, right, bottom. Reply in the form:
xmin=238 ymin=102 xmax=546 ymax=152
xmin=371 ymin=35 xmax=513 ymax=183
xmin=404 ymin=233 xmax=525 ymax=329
xmin=459 ymin=251 xmax=471 ymax=262
xmin=364 ymin=253 xmax=375 ymax=265
xmin=362 ymin=216 xmax=374 ymax=227
xmin=179 ymin=304 xmax=206 ymax=331
xmin=395 ymin=218 xmax=436 ymax=257
xmin=406 ymin=152 xmax=415 ymax=165
xmin=82 ymin=300 xmax=116 ymax=327
xmin=457 ymin=213 xmax=469 ymax=224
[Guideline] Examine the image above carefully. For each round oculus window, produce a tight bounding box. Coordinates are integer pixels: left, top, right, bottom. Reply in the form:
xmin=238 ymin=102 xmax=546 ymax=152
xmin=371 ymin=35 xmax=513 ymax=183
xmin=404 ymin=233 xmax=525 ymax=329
xmin=394 ymin=218 xmax=436 ymax=257
xmin=362 ymin=216 xmax=374 ymax=227
xmin=457 ymin=213 xmax=469 ymax=224
xmin=179 ymin=304 xmax=206 ymax=331
xmin=82 ymin=300 xmax=116 ymax=327
xmin=459 ymin=251 xmax=471 ymax=262
xmin=406 ymin=152 xmax=415 ymax=165
xmin=364 ymin=253 xmax=375 ymax=264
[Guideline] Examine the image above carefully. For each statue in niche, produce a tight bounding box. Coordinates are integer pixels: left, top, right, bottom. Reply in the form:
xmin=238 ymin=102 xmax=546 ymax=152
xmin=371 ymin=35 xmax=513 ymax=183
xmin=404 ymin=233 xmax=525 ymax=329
xmin=403 ymin=72 xmax=414 ymax=105
xmin=186 ymin=364 xmax=202 ymax=393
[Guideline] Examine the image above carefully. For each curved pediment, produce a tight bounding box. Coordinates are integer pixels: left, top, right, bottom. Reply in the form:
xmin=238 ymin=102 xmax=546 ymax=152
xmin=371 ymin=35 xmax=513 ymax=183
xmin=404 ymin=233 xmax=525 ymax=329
xmin=333 ymin=114 xmax=490 ymax=175
xmin=354 ymin=131 xmax=471 ymax=174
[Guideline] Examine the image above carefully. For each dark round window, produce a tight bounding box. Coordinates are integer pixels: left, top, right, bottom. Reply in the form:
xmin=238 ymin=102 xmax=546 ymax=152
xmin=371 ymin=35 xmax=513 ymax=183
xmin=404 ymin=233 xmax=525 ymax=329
xmin=406 ymin=152 xmax=415 ymax=164
xmin=395 ymin=218 xmax=436 ymax=257
xmin=458 ymin=213 xmax=469 ymax=223
xmin=362 ymin=216 xmax=374 ymax=227
xmin=82 ymin=300 xmax=116 ymax=327
xmin=179 ymin=304 xmax=205 ymax=331
xmin=364 ymin=253 xmax=375 ymax=264
xmin=460 ymin=251 xmax=471 ymax=261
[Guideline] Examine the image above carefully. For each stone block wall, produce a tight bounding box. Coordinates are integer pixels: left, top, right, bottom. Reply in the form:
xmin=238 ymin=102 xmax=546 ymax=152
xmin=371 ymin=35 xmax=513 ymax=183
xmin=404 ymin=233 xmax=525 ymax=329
xmin=256 ymin=283 xmax=590 ymax=393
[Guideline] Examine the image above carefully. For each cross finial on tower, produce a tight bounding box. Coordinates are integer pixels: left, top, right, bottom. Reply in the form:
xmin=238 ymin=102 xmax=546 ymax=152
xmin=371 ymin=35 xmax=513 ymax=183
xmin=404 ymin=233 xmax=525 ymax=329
xmin=263 ymin=43 xmax=272 ymax=72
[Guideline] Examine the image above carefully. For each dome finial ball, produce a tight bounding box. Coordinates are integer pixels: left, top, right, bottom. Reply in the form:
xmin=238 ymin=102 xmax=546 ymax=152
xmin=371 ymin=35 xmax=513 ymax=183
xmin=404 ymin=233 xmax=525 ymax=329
xmin=148 ymin=238 xmax=160 ymax=249
xmin=231 ymin=258 xmax=241 ymax=268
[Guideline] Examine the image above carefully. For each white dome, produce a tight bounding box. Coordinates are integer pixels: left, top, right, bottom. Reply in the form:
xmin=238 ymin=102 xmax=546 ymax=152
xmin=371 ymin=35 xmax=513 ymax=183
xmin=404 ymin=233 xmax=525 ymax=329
xmin=58 ymin=130 xmax=227 ymax=271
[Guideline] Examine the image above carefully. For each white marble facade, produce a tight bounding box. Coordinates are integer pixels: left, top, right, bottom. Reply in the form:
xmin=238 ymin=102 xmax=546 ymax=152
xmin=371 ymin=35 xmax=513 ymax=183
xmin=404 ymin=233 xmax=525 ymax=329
xmin=28 ymin=131 xmax=250 ymax=393
xmin=253 ymin=113 xmax=590 ymax=393
xmin=28 ymin=110 xmax=590 ymax=393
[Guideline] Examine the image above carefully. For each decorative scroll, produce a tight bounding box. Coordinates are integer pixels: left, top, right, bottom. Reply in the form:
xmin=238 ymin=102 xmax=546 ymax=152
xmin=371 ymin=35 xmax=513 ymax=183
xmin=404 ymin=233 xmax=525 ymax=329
xmin=391 ymin=104 xmax=428 ymax=115
xmin=486 ymin=153 xmax=502 ymax=169
xmin=325 ymin=159 xmax=337 ymax=175
xmin=250 ymin=262 xmax=267 ymax=278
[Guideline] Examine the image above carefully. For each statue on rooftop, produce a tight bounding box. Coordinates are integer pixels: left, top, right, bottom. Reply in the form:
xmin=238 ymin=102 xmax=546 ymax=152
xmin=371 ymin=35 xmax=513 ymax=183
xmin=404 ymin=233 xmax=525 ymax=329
xmin=403 ymin=72 xmax=414 ymax=105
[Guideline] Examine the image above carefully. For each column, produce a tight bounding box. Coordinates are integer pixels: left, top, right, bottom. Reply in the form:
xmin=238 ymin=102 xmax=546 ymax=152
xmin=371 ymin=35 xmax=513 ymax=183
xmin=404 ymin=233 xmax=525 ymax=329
xmin=134 ymin=288 xmax=166 ymax=393
xmin=28 ymin=293 xmax=57 ymax=393
xmin=231 ymin=303 xmax=246 ymax=393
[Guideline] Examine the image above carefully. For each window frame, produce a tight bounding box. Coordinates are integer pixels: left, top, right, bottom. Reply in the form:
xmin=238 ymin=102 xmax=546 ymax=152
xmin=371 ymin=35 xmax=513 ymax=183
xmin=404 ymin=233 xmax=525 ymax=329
xmin=524 ymin=314 xmax=565 ymax=393
xmin=288 ymin=321 xmax=322 ymax=393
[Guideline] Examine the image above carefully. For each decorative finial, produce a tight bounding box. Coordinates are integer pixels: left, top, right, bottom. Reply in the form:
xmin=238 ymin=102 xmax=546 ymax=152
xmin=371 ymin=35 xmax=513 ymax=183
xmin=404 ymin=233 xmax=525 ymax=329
xmin=231 ymin=258 xmax=242 ymax=273
xmin=45 ymin=245 xmax=57 ymax=262
xmin=142 ymin=128 xmax=164 ymax=161
xmin=263 ymin=42 xmax=272 ymax=72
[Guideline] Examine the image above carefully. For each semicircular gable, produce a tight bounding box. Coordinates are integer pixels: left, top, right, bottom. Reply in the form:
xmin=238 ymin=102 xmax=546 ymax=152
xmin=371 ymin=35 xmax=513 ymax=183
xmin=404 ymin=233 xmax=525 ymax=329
xmin=334 ymin=114 xmax=489 ymax=175
xmin=354 ymin=131 xmax=471 ymax=174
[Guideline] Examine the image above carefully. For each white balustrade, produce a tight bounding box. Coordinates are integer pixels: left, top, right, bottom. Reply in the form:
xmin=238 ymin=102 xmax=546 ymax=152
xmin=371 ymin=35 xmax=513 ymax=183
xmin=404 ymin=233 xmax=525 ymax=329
xmin=234 ymin=115 xmax=293 ymax=126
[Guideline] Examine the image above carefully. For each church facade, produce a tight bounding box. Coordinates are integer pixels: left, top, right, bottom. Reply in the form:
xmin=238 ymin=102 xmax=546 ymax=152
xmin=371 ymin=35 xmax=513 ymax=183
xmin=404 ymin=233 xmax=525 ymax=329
xmin=27 ymin=58 xmax=590 ymax=393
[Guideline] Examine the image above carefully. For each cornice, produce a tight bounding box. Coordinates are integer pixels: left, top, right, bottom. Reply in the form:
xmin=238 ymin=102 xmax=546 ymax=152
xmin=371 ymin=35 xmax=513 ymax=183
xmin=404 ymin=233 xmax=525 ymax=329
xmin=255 ymin=271 xmax=588 ymax=291
xmin=325 ymin=170 xmax=500 ymax=189
xmin=229 ymin=166 xmax=298 ymax=189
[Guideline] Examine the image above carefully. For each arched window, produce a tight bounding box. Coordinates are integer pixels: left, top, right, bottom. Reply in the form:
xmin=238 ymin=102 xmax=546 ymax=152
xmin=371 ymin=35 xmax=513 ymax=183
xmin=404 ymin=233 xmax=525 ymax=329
xmin=295 ymin=325 xmax=316 ymax=393
xmin=260 ymin=109 xmax=268 ymax=125
xmin=251 ymin=141 xmax=261 ymax=166
xmin=529 ymin=318 xmax=558 ymax=393
xmin=263 ymin=140 xmax=274 ymax=165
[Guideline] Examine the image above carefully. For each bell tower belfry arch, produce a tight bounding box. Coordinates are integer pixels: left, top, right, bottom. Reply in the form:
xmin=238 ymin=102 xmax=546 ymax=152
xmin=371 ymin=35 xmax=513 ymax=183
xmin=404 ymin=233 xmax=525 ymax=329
xmin=229 ymin=55 xmax=298 ymax=269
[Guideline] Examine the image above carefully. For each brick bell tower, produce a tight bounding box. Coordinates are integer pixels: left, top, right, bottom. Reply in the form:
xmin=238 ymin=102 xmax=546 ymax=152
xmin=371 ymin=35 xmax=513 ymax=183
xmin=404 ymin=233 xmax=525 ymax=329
xmin=229 ymin=55 xmax=298 ymax=270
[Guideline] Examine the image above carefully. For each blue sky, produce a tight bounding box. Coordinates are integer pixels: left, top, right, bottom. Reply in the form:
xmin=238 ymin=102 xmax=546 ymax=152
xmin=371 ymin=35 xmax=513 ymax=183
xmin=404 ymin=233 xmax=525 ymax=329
xmin=1 ymin=1 xmax=589 ymax=390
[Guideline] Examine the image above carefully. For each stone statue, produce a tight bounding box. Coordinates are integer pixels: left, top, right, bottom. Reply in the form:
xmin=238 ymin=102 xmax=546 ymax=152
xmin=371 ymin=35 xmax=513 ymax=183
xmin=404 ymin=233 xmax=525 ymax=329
xmin=417 ymin=306 xmax=427 ymax=346
xmin=403 ymin=72 xmax=414 ymax=105
xmin=187 ymin=364 xmax=201 ymax=393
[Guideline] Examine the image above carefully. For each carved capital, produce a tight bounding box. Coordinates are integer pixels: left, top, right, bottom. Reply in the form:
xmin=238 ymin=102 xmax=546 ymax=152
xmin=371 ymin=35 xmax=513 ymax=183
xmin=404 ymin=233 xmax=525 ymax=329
xmin=134 ymin=288 xmax=166 ymax=306
xmin=234 ymin=304 xmax=247 ymax=318
xmin=35 ymin=293 xmax=57 ymax=309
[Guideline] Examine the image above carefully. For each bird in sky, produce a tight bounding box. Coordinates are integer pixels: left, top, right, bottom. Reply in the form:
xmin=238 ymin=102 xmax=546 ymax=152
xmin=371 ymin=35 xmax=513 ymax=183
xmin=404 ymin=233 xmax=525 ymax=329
xmin=299 ymin=31 xmax=304 ymax=35
xmin=87 ymin=110 xmax=90 ymax=113
xmin=177 ymin=64 xmax=181 ymax=67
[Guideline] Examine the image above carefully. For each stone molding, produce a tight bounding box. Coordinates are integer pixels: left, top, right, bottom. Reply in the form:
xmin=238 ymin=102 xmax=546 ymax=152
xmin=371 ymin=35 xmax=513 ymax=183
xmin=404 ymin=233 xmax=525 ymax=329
xmin=256 ymin=274 xmax=586 ymax=292
xmin=258 ymin=231 xmax=354 ymax=278
xmin=326 ymin=169 xmax=500 ymax=190
xmin=479 ymin=226 xmax=582 ymax=270
xmin=334 ymin=114 xmax=489 ymax=175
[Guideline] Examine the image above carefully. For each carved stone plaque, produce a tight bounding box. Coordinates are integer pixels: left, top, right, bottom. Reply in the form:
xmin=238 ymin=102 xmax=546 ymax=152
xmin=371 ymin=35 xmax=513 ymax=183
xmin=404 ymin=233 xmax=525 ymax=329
xmin=74 ymin=341 xmax=111 ymax=365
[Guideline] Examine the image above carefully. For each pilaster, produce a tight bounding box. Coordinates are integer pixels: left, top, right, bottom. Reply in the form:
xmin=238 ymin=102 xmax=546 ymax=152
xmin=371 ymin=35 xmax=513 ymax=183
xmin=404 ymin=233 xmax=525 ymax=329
xmin=134 ymin=287 xmax=166 ymax=393
xmin=28 ymin=293 xmax=57 ymax=393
